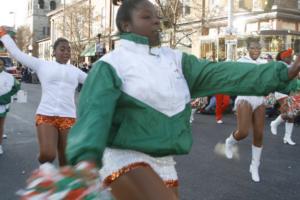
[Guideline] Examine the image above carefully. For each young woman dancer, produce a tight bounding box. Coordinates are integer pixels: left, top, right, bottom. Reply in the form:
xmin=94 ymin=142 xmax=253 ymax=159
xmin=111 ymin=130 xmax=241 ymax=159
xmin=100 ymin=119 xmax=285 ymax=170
xmin=66 ymin=0 xmax=300 ymax=199
xmin=224 ymin=38 xmax=270 ymax=182
xmin=0 ymin=59 xmax=20 ymax=154
xmin=270 ymin=48 xmax=297 ymax=145
xmin=0 ymin=27 xmax=87 ymax=166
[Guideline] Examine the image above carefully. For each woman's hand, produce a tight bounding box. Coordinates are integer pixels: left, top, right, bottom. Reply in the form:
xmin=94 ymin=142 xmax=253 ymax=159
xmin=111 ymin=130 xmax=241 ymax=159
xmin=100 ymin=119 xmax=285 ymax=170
xmin=0 ymin=26 xmax=7 ymax=37
xmin=288 ymin=55 xmax=300 ymax=79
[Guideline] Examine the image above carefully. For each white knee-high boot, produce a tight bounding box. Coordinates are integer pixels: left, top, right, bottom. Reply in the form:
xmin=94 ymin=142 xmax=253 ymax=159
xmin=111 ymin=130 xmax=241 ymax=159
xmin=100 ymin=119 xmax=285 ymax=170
xmin=190 ymin=109 xmax=197 ymax=123
xmin=225 ymin=133 xmax=238 ymax=159
xmin=249 ymin=145 xmax=262 ymax=182
xmin=270 ymin=115 xmax=284 ymax=135
xmin=283 ymin=122 xmax=296 ymax=145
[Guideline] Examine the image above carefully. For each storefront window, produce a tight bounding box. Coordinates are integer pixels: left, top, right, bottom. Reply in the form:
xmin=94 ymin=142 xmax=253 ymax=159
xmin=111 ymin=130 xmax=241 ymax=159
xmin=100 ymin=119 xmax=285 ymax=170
xmin=271 ymin=37 xmax=282 ymax=52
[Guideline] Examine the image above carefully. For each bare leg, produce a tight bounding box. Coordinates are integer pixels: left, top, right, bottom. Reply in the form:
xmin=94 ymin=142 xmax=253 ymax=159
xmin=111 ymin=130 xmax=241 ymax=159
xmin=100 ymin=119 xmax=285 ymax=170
xmin=252 ymin=105 xmax=265 ymax=147
xmin=110 ymin=166 xmax=178 ymax=200
xmin=225 ymin=101 xmax=253 ymax=159
xmin=57 ymin=128 xmax=69 ymax=166
xmin=250 ymin=104 xmax=265 ymax=182
xmin=234 ymin=101 xmax=253 ymax=140
xmin=0 ymin=117 xmax=5 ymax=145
xmin=171 ymin=187 xmax=179 ymax=199
xmin=36 ymin=124 xmax=59 ymax=164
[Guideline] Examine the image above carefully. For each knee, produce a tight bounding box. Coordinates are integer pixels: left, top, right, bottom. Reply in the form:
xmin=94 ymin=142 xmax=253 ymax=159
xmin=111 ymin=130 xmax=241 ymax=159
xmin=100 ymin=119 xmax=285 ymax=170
xmin=38 ymin=152 xmax=56 ymax=164
xmin=236 ymin=129 xmax=249 ymax=139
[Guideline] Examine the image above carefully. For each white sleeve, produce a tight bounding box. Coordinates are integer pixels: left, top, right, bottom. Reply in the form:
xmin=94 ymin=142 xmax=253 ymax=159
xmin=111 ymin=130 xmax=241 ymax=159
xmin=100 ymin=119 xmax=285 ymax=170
xmin=78 ymin=69 xmax=87 ymax=84
xmin=0 ymin=34 xmax=42 ymax=72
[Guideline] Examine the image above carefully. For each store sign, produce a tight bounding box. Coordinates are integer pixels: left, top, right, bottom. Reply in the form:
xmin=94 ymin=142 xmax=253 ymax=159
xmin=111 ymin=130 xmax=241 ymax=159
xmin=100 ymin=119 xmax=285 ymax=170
xmin=225 ymin=39 xmax=237 ymax=45
xmin=225 ymin=35 xmax=237 ymax=45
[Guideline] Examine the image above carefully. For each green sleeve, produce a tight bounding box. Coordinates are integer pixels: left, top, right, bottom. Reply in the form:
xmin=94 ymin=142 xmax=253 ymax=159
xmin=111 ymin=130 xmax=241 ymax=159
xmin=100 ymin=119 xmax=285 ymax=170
xmin=66 ymin=61 xmax=122 ymax=167
xmin=0 ymin=79 xmax=21 ymax=105
xmin=278 ymin=79 xmax=300 ymax=94
xmin=182 ymin=53 xmax=293 ymax=98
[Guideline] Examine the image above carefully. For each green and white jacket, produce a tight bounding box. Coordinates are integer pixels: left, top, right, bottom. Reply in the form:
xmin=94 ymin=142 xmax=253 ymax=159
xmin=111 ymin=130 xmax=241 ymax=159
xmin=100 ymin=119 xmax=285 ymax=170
xmin=67 ymin=33 xmax=299 ymax=167
xmin=0 ymin=70 xmax=20 ymax=116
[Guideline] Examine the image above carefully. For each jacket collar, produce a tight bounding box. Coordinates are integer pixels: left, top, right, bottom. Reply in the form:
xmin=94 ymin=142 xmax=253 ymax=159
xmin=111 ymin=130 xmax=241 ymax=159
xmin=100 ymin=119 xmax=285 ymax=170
xmin=120 ymin=33 xmax=149 ymax=45
xmin=119 ymin=33 xmax=161 ymax=56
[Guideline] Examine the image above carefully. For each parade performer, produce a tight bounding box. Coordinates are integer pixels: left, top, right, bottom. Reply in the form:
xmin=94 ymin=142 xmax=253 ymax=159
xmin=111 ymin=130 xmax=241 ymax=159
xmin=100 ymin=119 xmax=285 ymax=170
xmin=0 ymin=59 xmax=20 ymax=154
xmin=270 ymin=48 xmax=298 ymax=145
xmin=215 ymin=94 xmax=230 ymax=124
xmin=64 ymin=0 xmax=300 ymax=198
xmin=19 ymin=0 xmax=300 ymax=199
xmin=0 ymin=27 xmax=87 ymax=166
xmin=224 ymin=38 xmax=270 ymax=182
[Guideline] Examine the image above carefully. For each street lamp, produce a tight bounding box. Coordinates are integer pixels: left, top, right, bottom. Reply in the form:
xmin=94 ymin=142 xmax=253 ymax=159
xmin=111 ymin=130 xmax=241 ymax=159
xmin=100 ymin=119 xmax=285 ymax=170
xmin=9 ymin=11 xmax=16 ymax=29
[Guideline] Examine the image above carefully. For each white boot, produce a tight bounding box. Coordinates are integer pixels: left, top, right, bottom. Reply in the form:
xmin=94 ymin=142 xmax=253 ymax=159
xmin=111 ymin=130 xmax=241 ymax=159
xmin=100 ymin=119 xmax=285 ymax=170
xmin=283 ymin=122 xmax=296 ymax=145
xmin=249 ymin=145 xmax=262 ymax=182
xmin=225 ymin=133 xmax=238 ymax=159
xmin=270 ymin=115 xmax=284 ymax=135
xmin=190 ymin=109 xmax=197 ymax=123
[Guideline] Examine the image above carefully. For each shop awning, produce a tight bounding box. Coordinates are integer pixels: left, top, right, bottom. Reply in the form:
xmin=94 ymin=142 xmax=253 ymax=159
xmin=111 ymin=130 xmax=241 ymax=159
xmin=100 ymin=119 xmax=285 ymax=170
xmin=80 ymin=43 xmax=96 ymax=57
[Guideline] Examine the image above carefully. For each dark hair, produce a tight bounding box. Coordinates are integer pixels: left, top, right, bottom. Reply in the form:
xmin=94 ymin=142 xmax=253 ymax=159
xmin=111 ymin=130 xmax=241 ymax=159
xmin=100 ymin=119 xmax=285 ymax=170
xmin=275 ymin=51 xmax=283 ymax=61
xmin=115 ymin=0 xmax=147 ymax=33
xmin=53 ymin=37 xmax=69 ymax=50
xmin=246 ymin=37 xmax=260 ymax=49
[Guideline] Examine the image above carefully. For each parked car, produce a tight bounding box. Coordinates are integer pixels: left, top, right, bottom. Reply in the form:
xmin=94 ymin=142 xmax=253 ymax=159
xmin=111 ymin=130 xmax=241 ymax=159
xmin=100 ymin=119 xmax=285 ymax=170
xmin=5 ymin=66 xmax=22 ymax=81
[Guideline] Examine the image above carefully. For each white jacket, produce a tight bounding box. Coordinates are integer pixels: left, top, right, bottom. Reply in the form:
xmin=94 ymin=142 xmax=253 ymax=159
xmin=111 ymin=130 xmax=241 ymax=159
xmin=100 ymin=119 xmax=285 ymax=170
xmin=1 ymin=35 xmax=87 ymax=117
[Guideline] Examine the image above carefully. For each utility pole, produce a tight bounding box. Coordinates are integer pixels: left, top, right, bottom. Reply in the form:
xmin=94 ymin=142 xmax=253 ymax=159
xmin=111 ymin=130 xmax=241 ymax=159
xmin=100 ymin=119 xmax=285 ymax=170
xmin=108 ymin=0 xmax=113 ymax=51
xmin=88 ymin=0 xmax=91 ymax=42
xmin=63 ymin=0 xmax=66 ymax=37
xmin=225 ymin=0 xmax=236 ymax=61
xmin=9 ymin=12 xmax=16 ymax=29
xmin=201 ymin=0 xmax=205 ymax=35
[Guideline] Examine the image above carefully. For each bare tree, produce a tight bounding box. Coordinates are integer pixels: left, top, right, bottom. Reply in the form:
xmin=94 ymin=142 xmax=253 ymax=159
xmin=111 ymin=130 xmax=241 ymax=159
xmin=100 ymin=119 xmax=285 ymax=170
xmin=56 ymin=1 xmax=95 ymax=63
xmin=15 ymin=25 xmax=33 ymax=52
xmin=190 ymin=0 xmax=225 ymax=31
xmin=155 ymin=0 xmax=184 ymax=48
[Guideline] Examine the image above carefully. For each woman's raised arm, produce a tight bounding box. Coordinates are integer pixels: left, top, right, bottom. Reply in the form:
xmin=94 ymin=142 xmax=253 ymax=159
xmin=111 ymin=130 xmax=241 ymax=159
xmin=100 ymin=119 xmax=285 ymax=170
xmin=288 ymin=55 xmax=300 ymax=79
xmin=0 ymin=26 xmax=42 ymax=72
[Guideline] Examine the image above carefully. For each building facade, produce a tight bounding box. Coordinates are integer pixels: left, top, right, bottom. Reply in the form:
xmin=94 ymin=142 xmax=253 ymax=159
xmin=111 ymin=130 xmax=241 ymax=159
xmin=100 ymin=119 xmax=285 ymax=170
xmin=37 ymin=0 xmax=119 ymax=62
xmin=27 ymin=0 xmax=62 ymax=55
xmin=188 ymin=0 xmax=300 ymax=60
xmin=35 ymin=0 xmax=300 ymax=62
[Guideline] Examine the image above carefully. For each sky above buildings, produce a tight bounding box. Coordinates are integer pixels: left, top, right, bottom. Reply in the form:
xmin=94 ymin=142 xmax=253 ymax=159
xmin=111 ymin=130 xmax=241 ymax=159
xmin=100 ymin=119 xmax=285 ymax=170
xmin=0 ymin=0 xmax=27 ymax=28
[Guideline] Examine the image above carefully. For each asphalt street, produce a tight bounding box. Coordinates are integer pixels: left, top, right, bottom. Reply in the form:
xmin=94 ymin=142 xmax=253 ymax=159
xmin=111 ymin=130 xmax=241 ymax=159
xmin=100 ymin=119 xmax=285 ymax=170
xmin=0 ymin=83 xmax=299 ymax=200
